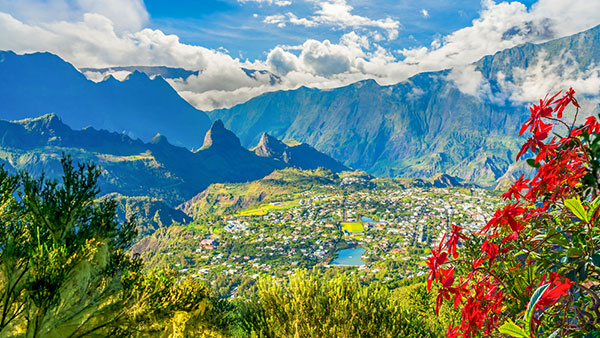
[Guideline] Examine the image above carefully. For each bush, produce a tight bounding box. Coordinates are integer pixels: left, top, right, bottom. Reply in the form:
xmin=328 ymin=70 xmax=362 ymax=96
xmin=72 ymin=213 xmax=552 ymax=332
xmin=428 ymin=89 xmax=600 ymax=337
xmin=237 ymin=269 xmax=444 ymax=338
xmin=0 ymin=156 xmax=223 ymax=337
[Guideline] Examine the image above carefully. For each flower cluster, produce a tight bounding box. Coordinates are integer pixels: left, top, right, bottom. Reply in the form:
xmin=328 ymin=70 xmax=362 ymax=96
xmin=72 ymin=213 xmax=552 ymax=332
xmin=428 ymin=89 xmax=600 ymax=337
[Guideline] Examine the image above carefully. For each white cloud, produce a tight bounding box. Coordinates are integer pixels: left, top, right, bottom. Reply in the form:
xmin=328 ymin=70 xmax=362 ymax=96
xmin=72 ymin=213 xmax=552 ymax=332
xmin=0 ymin=0 xmax=147 ymax=32
xmin=447 ymin=65 xmax=488 ymax=98
xmin=239 ymin=0 xmax=292 ymax=6
xmin=421 ymin=9 xmax=429 ymax=18
xmin=497 ymin=51 xmax=600 ymax=103
xmin=264 ymin=14 xmax=286 ymax=27
xmin=264 ymin=0 xmax=401 ymax=40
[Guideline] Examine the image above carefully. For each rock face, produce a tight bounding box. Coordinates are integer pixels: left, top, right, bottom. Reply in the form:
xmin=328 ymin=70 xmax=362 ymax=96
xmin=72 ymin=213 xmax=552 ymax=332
xmin=201 ymin=120 xmax=242 ymax=150
xmin=253 ymin=132 xmax=349 ymax=173
xmin=209 ymin=25 xmax=600 ymax=187
xmin=0 ymin=51 xmax=211 ymax=149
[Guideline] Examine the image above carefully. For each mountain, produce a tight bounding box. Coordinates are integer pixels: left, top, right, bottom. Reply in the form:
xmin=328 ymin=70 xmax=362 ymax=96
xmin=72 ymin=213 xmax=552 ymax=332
xmin=253 ymin=132 xmax=349 ymax=173
xmin=178 ymin=167 xmax=340 ymax=218
xmin=80 ymin=66 xmax=199 ymax=80
xmin=104 ymin=193 xmax=193 ymax=237
xmin=0 ymin=51 xmax=211 ymax=148
xmin=0 ymin=114 xmax=285 ymax=205
xmin=428 ymin=173 xmax=471 ymax=188
xmin=209 ymin=26 xmax=600 ymax=187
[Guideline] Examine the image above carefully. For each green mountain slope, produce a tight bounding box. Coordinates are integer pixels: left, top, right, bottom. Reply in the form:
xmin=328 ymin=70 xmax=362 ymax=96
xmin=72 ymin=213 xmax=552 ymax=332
xmin=253 ymin=132 xmax=349 ymax=173
xmin=104 ymin=193 xmax=193 ymax=237
xmin=209 ymin=25 xmax=600 ymax=187
xmin=0 ymin=114 xmax=285 ymax=205
xmin=178 ymin=167 xmax=339 ymax=218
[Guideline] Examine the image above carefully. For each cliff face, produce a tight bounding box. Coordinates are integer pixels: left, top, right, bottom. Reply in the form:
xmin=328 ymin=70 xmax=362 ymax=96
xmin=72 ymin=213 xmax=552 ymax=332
xmin=210 ymin=25 xmax=600 ymax=187
xmin=253 ymin=132 xmax=349 ymax=173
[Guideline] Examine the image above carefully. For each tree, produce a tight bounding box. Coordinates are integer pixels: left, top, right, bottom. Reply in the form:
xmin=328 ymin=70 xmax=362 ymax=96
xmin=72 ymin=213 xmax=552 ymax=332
xmin=0 ymin=156 xmax=220 ymax=337
xmin=237 ymin=269 xmax=441 ymax=338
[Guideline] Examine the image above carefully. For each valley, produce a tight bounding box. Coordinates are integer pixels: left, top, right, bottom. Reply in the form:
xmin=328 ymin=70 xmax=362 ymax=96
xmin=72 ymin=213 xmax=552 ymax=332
xmin=133 ymin=169 xmax=502 ymax=297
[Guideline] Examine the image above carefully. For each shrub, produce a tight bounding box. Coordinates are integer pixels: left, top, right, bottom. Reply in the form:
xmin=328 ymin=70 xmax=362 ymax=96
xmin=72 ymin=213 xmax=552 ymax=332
xmin=427 ymin=89 xmax=600 ymax=337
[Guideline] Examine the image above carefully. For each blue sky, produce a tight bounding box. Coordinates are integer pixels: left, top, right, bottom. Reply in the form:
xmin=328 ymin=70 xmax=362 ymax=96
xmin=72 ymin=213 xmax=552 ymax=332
xmin=0 ymin=0 xmax=597 ymax=110
xmin=144 ymin=0 xmax=537 ymax=60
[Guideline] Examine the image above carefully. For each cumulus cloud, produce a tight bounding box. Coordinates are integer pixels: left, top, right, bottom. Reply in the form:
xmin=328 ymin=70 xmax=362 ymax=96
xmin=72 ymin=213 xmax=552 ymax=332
xmin=0 ymin=0 xmax=147 ymax=32
xmin=239 ymin=0 xmax=292 ymax=6
xmin=263 ymin=0 xmax=400 ymax=40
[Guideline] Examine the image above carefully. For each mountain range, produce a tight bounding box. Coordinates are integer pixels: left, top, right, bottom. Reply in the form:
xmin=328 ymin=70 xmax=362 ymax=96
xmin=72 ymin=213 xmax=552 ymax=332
xmin=209 ymin=25 xmax=600 ymax=187
xmin=1 ymin=25 xmax=600 ymax=190
xmin=0 ymin=114 xmax=346 ymax=206
xmin=0 ymin=51 xmax=211 ymax=148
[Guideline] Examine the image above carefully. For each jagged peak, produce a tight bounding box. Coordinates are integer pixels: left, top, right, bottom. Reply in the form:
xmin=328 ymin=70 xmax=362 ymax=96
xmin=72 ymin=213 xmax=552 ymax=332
xmin=201 ymin=120 xmax=241 ymax=150
xmin=15 ymin=113 xmax=69 ymax=132
xmin=150 ymin=133 xmax=169 ymax=145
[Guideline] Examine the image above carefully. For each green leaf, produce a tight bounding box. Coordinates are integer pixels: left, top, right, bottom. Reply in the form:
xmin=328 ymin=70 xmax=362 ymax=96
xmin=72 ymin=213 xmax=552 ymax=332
xmin=580 ymin=264 xmax=589 ymax=282
xmin=547 ymin=329 xmax=560 ymax=338
xmin=526 ymin=158 xmax=541 ymax=168
xmin=548 ymin=236 xmax=569 ymax=247
xmin=498 ymin=320 xmax=529 ymax=338
xmin=587 ymin=196 xmax=600 ymax=221
xmin=525 ymin=283 xmax=550 ymax=329
xmin=568 ymin=247 xmax=584 ymax=257
xmin=565 ymin=198 xmax=589 ymax=223
xmin=592 ymin=254 xmax=600 ymax=267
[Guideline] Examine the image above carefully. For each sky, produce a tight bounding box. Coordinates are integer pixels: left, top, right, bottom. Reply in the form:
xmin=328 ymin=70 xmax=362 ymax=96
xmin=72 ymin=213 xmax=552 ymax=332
xmin=0 ymin=0 xmax=599 ymax=110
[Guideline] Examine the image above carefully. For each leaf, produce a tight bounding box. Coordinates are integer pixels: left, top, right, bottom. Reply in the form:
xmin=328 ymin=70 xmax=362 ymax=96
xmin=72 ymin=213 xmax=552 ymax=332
xmin=498 ymin=320 xmax=529 ymax=338
xmin=579 ymin=263 xmax=589 ymax=282
xmin=547 ymin=329 xmax=560 ymax=338
xmin=526 ymin=158 xmax=541 ymax=168
xmin=587 ymin=196 xmax=600 ymax=221
xmin=565 ymin=198 xmax=589 ymax=223
xmin=525 ymin=283 xmax=550 ymax=329
xmin=592 ymin=254 xmax=600 ymax=267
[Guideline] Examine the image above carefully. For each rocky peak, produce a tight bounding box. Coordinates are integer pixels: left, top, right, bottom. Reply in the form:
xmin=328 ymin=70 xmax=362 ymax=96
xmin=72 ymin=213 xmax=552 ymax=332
xmin=254 ymin=132 xmax=288 ymax=158
xmin=150 ymin=133 xmax=169 ymax=146
xmin=201 ymin=120 xmax=241 ymax=150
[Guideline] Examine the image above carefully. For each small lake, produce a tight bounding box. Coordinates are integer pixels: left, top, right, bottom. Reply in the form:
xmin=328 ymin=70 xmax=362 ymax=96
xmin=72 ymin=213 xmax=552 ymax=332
xmin=361 ymin=216 xmax=375 ymax=223
xmin=332 ymin=248 xmax=366 ymax=266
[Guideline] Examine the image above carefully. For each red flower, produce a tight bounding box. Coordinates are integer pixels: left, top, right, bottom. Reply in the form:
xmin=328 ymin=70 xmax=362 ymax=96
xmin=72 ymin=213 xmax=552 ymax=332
xmin=553 ymin=87 xmax=579 ymax=118
xmin=427 ymin=248 xmax=449 ymax=291
xmin=536 ymin=273 xmax=574 ymax=310
xmin=446 ymin=324 xmax=461 ymax=338
xmin=481 ymin=240 xmax=499 ymax=261
xmin=584 ymin=116 xmax=600 ymax=134
xmin=501 ymin=174 xmax=529 ymax=201
xmin=482 ymin=203 xmax=525 ymax=234
xmin=447 ymin=224 xmax=467 ymax=258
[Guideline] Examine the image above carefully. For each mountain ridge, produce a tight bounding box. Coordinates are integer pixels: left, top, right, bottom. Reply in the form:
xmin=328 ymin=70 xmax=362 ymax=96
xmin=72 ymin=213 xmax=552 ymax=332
xmin=0 ymin=51 xmax=211 ymax=149
xmin=208 ymin=25 xmax=600 ymax=187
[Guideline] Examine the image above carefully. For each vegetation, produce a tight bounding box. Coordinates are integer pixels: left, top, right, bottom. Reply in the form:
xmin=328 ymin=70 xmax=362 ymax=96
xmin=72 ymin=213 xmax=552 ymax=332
xmin=428 ymin=89 xmax=600 ymax=337
xmin=0 ymin=156 xmax=224 ymax=337
xmin=236 ymin=270 xmax=446 ymax=338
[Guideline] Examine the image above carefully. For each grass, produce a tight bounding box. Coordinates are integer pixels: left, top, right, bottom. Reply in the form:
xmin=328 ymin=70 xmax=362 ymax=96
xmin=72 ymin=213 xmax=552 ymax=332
xmin=238 ymin=200 xmax=301 ymax=216
xmin=341 ymin=222 xmax=364 ymax=233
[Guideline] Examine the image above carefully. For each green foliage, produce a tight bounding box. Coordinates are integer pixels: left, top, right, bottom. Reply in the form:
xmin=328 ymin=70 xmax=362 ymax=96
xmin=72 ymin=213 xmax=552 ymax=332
xmin=0 ymin=156 xmax=218 ymax=337
xmin=237 ymin=270 xmax=444 ymax=338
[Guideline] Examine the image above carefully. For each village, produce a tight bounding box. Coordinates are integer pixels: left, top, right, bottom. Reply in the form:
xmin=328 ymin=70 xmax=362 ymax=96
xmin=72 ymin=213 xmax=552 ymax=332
xmin=163 ymin=183 xmax=502 ymax=292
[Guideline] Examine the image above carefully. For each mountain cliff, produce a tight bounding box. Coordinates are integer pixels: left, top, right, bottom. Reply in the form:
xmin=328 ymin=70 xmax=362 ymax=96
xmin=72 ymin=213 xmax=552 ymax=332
xmin=209 ymin=25 xmax=600 ymax=187
xmin=253 ymin=132 xmax=349 ymax=173
xmin=0 ymin=114 xmax=283 ymax=205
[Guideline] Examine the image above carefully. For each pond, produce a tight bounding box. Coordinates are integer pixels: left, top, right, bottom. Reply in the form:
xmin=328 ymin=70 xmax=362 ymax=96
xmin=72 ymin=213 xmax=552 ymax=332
xmin=361 ymin=216 xmax=375 ymax=223
xmin=332 ymin=248 xmax=366 ymax=266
